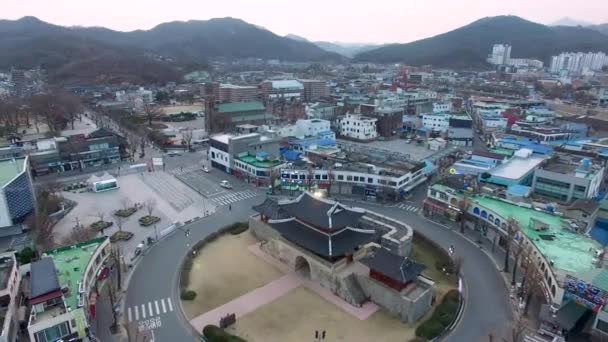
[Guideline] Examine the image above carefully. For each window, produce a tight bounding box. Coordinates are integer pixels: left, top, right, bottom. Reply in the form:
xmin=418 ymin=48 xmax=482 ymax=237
xmin=322 ymin=175 xmax=328 ymax=180
xmin=299 ymin=175 xmax=306 ymax=180
xmin=35 ymin=321 xmax=70 ymax=342
xmin=597 ymin=319 xmax=608 ymax=334
xmin=315 ymin=175 xmax=321 ymax=180
xmin=346 ymin=176 xmax=353 ymax=181
xmin=353 ymin=176 xmax=359 ymax=182
xmin=367 ymin=178 xmax=373 ymax=184
xmin=211 ymin=152 xmax=216 ymax=159
xmin=574 ymin=185 xmax=587 ymax=192
xmin=337 ymin=175 xmax=344 ymax=180
xmin=389 ymin=181 xmax=397 ymax=186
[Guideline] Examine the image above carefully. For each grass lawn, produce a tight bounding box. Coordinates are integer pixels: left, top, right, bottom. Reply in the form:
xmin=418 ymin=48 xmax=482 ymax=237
xmin=181 ymin=232 xmax=283 ymax=318
xmin=229 ymin=287 xmax=415 ymax=342
xmin=411 ymin=234 xmax=457 ymax=297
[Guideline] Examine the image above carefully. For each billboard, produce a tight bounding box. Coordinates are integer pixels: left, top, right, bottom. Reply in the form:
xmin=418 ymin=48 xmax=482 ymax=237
xmin=563 ymin=275 xmax=608 ymax=312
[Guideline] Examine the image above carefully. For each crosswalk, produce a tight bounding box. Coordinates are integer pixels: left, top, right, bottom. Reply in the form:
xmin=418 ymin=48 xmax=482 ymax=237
xmin=127 ymin=297 xmax=174 ymax=322
xmin=169 ymin=165 xmax=200 ymax=176
xmin=211 ymin=190 xmax=260 ymax=206
xmin=397 ymin=203 xmax=421 ymax=213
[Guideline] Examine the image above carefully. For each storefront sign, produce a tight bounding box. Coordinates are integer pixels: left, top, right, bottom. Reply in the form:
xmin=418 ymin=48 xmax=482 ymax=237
xmin=563 ymin=275 xmax=608 ymax=312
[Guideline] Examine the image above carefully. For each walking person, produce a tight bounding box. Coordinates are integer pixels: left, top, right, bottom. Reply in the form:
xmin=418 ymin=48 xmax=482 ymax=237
xmin=229 ymin=204 xmax=232 ymax=211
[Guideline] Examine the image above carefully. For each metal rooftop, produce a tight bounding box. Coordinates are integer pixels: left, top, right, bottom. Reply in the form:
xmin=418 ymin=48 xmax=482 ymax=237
xmin=472 ymin=196 xmax=600 ymax=274
xmin=0 ymin=158 xmax=25 ymax=188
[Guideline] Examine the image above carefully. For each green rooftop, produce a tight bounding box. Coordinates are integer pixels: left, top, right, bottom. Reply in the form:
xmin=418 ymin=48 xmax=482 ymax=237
xmin=217 ymin=101 xmax=265 ymax=113
xmin=472 ymin=196 xmax=600 ymax=274
xmin=237 ymin=154 xmax=282 ymax=168
xmin=489 ymin=148 xmax=515 ymax=157
xmin=44 ymin=237 xmax=107 ymax=310
xmin=0 ymin=158 xmax=26 ymax=187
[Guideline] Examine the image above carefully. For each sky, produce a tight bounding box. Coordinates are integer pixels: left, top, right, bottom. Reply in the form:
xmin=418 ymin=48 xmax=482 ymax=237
xmin=3 ymin=0 xmax=608 ymax=44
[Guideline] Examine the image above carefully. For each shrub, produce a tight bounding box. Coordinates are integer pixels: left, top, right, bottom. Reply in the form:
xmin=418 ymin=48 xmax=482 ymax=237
xmin=416 ymin=319 xmax=444 ymax=340
xmin=180 ymin=290 xmax=197 ymax=300
xmin=228 ymin=222 xmax=248 ymax=235
xmin=90 ymin=221 xmax=113 ymax=231
xmin=202 ymin=325 xmax=247 ymax=342
xmin=138 ymin=215 xmax=160 ymax=226
xmin=415 ymin=290 xmax=461 ymax=340
xmin=110 ymin=231 xmax=134 ymax=242
xmin=17 ymin=247 xmax=36 ymax=264
xmin=114 ymin=207 xmax=137 ymax=217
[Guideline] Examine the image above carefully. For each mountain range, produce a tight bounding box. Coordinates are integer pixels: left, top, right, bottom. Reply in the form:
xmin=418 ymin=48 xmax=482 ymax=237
xmin=355 ymin=16 xmax=608 ymax=68
xmin=0 ymin=16 xmax=341 ymax=85
xmin=1 ymin=15 xmax=608 ymax=85
xmin=285 ymin=34 xmax=383 ymax=58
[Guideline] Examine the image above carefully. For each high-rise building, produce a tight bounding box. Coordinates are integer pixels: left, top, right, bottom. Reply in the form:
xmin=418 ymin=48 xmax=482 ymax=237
xmin=10 ymin=69 xmax=25 ymax=96
xmin=212 ymin=83 xmax=259 ymax=103
xmin=487 ymin=44 xmax=512 ymax=65
xmin=550 ymin=52 xmax=608 ymax=73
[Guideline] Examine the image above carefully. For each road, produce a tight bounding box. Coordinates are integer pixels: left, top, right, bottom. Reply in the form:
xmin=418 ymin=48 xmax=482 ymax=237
xmin=123 ymin=177 xmax=512 ymax=341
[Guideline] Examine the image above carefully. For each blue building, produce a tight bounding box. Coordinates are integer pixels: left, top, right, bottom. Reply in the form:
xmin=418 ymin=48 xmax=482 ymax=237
xmin=0 ymin=157 xmax=35 ymax=231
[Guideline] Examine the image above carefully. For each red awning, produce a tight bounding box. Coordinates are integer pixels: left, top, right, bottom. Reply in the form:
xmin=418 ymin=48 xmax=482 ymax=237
xmin=30 ymin=289 xmax=64 ymax=305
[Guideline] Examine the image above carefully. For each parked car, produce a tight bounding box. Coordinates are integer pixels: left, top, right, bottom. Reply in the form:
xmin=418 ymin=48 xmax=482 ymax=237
xmin=167 ymin=151 xmax=181 ymax=157
xmin=220 ymin=180 xmax=233 ymax=189
xmin=202 ymin=166 xmax=210 ymax=173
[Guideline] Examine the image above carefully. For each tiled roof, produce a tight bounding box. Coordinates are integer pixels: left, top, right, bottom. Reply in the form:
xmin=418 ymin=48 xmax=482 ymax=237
xmin=30 ymin=258 xmax=60 ymax=299
xmin=360 ymin=247 xmax=426 ymax=283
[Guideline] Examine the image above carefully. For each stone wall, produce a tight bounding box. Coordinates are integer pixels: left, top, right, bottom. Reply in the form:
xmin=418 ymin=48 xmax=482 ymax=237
xmin=354 ymin=273 xmax=433 ymax=323
xmin=249 ymin=215 xmax=281 ymax=241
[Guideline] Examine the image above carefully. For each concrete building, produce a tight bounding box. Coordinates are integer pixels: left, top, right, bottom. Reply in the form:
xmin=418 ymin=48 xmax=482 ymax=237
xmin=508 ymin=58 xmax=544 ymax=69
xmin=432 ymin=102 xmax=452 ymax=113
xmin=487 ymin=44 xmax=512 ymax=65
xmin=276 ymin=119 xmax=331 ymax=139
xmin=550 ymin=52 xmax=608 ymax=73
xmin=206 ymin=101 xmax=272 ymax=133
xmin=280 ymin=159 xmax=427 ymax=200
xmin=213 ymin=83 xmax=259 ymax=103
xmin=29 ymin=129 xmax=122 ymax=175
xmin=0 ymin=252 xmax=20 ymax=342
xmin=0 ymin=157 xmax=35 ymax=231
xmin=299 ymin=80 xmax=329 ymax=102
xmin=28 ymin=237 xmax=111 ymax=342
xmin=209 ymin=133 xmax=285 ymax=185
xmin=251 ymin=193 xmax=434 ymax=323
xmin=338 ymin=113 xmax=378 ymax=141
xmin=532 ymin=156 xmax=605 ymax=203
xmin=448 ymin=115 xmax=474 ymax=146
xmin=260 ymin=80 xmax=304 ymax=101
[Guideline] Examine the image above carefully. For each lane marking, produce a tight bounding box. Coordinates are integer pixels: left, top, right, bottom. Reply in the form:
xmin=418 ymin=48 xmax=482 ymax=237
xmin=168 ymin=297 xmax=173 ymax=312
xmin=141 ymin=304 xmax=146 ymax=319
xmin=161 ymin=298 xmax=167 ymax=313
xmin=155 ymin=300 xmax=160 ymax=315
xmin=134 ymin=306 xmax=139 ymax=320
xmin=128 ymin=307 xmax=132 ymax=322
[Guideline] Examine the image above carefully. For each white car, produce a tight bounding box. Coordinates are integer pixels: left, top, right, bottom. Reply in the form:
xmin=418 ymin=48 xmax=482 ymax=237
xmin=220 ymin=180 xmax=233 ymax=189
xmin=202 ymin=166 xmax=210 ymax=173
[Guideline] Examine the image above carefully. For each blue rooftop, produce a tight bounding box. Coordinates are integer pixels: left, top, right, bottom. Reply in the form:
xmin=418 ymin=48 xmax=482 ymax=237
xmin=507 ymin=184 xmax=531 ymax=197
xmin=497 ymin=138 xmax=553 ymax=155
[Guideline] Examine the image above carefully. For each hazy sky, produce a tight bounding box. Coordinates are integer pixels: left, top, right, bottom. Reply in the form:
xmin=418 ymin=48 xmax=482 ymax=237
xmin=3 ymin=0 xmax=608 ymax=43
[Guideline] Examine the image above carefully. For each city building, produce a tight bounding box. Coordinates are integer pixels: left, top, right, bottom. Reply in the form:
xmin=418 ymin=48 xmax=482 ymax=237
xmin=260 ymin=80 xmax=304 ymax=101
xmin=206 ymin=101 xmax=273 ymax=133
xmin=448 ymin=115 xmax=474 ymax=146
xmin=9 ymin=69 xmax=25 ymax=97
xmin=28 ymin=237 xmax=111 ymax=342
xmin=275 ymin=119 xmax=332 ymax=139
xmin=0 ymin=252 xmax=21 ymax=342
xmin=338 ymin=113 xmax=378 ymax=141
xmin=209 ymin=133 xmax=285 ymax=185
xmin=299 ymin=80 xmax=329 ymax=102
xmin=508 ymin=58 xmax=544 ymax=69
xmin=550 ymin=52 xmax=608 ymax=74
xmin=487 ymin=44 xmax=512 ymax=65
xmin=29 ymin=129 xmax=122 ymax=175
xmin=213 ymin=83 xmax=259 ymax=103
xmin=532 ymin=156 xmax=605 ymax=203
xmin=425 ymin=180 xmax=605 ymax=340
xmin=251 ymin=193 xmax=434 ymax=323
xmin=280 ymin=159 xmax=426 ymax=200
xmin=0 ymin=157 xmax=35 ymax=231
xmin=432 ymin=102 xmax=452 ymax=113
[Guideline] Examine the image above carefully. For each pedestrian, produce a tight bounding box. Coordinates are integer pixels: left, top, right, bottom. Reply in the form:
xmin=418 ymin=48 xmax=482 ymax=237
xmin=229 ymin=204 xmax=232 ymax=211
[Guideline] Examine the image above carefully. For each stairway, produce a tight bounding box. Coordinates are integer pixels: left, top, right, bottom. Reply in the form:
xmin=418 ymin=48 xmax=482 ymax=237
xmin=344 ymin=274 xmax=367 ymax=306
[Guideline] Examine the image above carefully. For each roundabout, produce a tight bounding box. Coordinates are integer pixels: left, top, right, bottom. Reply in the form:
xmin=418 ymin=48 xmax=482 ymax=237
xmin=123 ymin=193 xmax=513 ymax=341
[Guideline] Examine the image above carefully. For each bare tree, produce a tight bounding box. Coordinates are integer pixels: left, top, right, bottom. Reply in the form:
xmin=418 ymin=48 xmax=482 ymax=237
xmin=144 ymin=198 xmax=157 ymax=217
xmin=127 ymin=134 xmax=139 ymax=161
xmin=114 ymin=215 xmax=125 ymax=232
xmin=26 ymin=211 xmax=54 ymax=253
xmin=182 ymin=129 xmax=193 ymax=151
xmin=121 ymin=198 xmax=131 ymax=211
xmin=519 ymin=247 xmax=545 ymax=317
xmin=501 ymin=314 xmax=530 ymax=342
xmin=503 ymin=218 xmax=519 ymax=273
xmin=62 ymin=225 xmax=96 ymax=245
xmin=110 ymin=247 xmax=123 ymax=290
xmin=143 ymin=104 xmax=162 ymax=127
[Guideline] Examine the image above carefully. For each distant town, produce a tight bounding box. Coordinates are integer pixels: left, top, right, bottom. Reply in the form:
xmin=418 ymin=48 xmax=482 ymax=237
xmin=2 ymin=13 xmax=608 ymax=342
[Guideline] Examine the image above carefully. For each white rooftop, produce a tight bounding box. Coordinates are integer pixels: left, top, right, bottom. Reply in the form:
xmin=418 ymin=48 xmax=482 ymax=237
xmin=271 ymin=80 xmax=303 ymax=89
xmin=211 ymin=133 xmax=233 ymax=144
xmin=490 ymin=153 xmax=546 ymax=180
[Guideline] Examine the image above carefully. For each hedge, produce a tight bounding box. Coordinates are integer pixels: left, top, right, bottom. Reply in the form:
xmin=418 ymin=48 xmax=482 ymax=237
xmin=180 ymin=290 xmax=197 ymax=300
xmin=415 ymin=290 xmax=461 ymax=340
xmin=202 ymin=325 xmax=246 ymax=342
